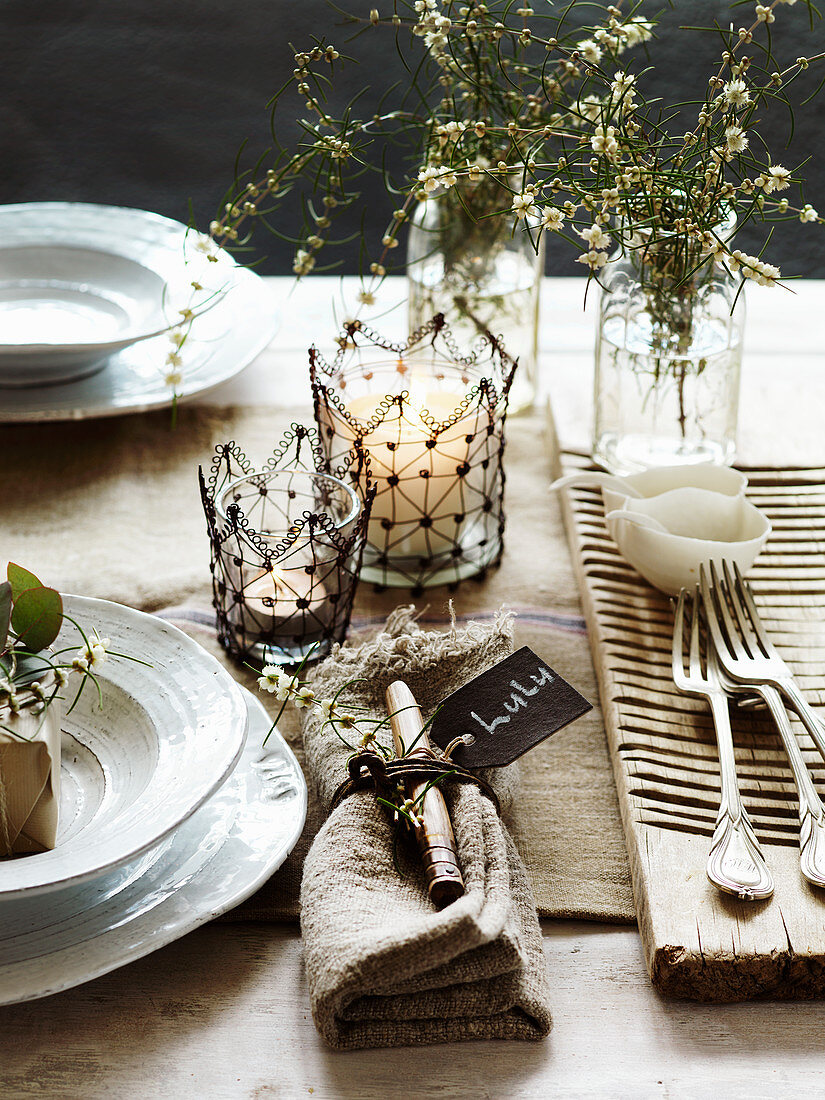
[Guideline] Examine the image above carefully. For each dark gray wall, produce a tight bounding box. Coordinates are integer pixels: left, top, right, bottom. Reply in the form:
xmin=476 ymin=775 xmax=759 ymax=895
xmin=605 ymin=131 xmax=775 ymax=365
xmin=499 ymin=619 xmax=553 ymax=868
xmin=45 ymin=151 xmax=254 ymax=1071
xmin=2 ymin=1 xmax=823 ymax=276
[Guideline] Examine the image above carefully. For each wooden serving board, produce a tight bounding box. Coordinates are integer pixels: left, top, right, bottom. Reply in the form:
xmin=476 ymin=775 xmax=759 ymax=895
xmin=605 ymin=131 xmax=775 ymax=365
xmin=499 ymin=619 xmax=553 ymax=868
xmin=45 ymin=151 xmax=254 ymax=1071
xmin=557 ymin=450 xmax=825 ymax=1001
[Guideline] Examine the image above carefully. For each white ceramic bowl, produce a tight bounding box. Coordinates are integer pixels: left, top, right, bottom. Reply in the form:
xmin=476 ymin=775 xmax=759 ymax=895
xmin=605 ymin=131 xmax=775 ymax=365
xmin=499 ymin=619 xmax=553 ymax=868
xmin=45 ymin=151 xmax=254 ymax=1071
xmin=0 ymin=595 xmax=248 ymax=899
xmin=605 ymin=487 xmax=771 ymax=596
xmin=0 ymin=203 xmax=233 ymax=387
xmin=599 ymin=463 xmax=747 ymax=515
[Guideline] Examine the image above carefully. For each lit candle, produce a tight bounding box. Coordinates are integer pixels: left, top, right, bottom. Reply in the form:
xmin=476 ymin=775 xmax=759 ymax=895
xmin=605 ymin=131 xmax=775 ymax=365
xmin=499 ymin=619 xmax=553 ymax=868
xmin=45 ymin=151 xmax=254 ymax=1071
xmin=238 ymin=562 xmax=329 ymax=641
xmin=343 ymin=378 xmax=481 ymax=560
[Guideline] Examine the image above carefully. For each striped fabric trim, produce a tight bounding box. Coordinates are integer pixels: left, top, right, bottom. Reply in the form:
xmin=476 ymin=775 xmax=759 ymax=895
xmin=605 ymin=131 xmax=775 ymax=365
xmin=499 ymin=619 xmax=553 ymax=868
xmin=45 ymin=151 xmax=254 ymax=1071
xmin=157 ymin=605 xmax=588 ymax=637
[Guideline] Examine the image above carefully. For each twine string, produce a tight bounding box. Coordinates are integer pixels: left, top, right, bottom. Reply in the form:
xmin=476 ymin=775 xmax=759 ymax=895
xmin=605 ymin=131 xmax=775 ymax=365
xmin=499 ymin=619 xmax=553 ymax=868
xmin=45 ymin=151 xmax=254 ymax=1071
xmin=330 ymin=744 xmax=500 ymax=815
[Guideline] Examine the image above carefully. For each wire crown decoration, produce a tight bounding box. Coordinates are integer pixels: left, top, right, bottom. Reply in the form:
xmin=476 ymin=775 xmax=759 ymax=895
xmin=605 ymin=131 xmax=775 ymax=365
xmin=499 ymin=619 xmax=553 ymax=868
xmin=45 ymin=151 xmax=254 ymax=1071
xmin=309 ymin=313 xmax=518 ymax=590
xmin=199 ymin=423 xmax=376 ymax=666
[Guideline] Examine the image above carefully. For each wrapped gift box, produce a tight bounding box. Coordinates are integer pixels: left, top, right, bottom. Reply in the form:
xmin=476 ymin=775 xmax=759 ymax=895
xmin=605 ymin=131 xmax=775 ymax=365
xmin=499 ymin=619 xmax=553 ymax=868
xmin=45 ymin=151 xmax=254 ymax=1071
xmin=0 ymin=682 xmax=61 ymax=857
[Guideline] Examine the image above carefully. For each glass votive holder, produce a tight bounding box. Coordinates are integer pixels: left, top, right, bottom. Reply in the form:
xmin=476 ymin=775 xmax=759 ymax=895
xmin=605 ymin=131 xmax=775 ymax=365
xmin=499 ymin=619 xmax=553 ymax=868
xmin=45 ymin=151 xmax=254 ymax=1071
xmin=200 ymin=427 xmax=374 ymax=667
xmin=310 ymin=314 xmax=517 ymax=589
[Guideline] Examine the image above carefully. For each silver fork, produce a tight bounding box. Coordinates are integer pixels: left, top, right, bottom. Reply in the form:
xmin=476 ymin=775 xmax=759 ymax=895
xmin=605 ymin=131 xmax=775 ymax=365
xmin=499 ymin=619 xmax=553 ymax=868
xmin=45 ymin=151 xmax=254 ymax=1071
xmin=672 ymin=588 xmax=774 ymax=900
xmin=705 ymin=559 xmax=825 ymax=757
xmin=701 ymin=560 xmax=825 ymax=888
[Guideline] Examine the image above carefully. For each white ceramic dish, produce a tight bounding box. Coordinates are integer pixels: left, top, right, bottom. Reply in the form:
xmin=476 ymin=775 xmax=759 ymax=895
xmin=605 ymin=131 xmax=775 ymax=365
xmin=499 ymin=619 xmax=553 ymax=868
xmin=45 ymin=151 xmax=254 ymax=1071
xmin=0 ymin=595 xmax=248 ymax=898
xmin=0 ymin=205 xmax=279 ymax=418
xmin=0 ymin=689 xmax=307 ymax=1005
xmin=551 ymin=463 xmax=747 ymax=516
xmin=605 ymin=488 xmax=771 ymax=596
xmin=0 ymin=203 xmax=241 ymax=386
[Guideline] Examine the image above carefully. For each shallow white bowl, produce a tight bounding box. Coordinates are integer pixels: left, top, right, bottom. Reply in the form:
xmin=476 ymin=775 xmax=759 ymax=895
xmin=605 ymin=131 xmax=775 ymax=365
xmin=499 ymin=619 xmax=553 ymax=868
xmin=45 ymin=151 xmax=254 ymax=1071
xmin=0 ymin=595 xmax=248 ymax=899
xmin=0 ymin=203 xmax=236 ymax=387
xmin=599 ymin=463 xmax=747 ymax=515
xmin=0 ymin=689 xmax=307 ymax=1006
xmin=605 ymin=487 xmax=771 ymax=596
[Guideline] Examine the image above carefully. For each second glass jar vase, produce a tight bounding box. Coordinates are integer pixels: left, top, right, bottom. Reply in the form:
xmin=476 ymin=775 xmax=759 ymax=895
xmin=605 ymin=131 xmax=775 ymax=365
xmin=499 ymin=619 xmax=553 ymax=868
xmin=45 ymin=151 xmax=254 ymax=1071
xmin=406 ymin=186 xmax=543 ymax=415
xmin=593 ymin=247 xmax=745 ymax=475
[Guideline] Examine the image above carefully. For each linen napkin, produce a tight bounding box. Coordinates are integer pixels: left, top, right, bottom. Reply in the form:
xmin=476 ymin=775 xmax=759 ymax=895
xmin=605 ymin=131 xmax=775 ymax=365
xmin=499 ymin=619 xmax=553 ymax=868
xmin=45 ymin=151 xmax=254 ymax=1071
xmin=299 ymin=606 xmax=552 ymax=1049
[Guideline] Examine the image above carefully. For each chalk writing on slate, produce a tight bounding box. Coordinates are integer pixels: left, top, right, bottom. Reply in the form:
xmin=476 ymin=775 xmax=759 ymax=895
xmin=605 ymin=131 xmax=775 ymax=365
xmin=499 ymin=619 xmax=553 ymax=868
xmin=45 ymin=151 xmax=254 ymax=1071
xmin=429 ymin=646 xmax=592 ymax=768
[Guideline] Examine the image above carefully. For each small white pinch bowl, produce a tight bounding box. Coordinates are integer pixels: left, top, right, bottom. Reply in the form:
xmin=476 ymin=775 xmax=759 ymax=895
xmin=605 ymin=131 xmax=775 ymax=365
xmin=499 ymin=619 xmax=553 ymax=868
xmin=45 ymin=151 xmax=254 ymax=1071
xmin=551 ymin=463 xmax=747 ymax=516
xmin=605 ymin=487 xmax=771 ymax=596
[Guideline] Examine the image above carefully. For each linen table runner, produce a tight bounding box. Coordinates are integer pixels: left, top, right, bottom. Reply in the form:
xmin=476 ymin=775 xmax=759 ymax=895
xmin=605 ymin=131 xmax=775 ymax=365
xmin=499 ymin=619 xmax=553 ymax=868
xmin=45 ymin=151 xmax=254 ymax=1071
xmin=0 ymin=405 xmax=634 ymax=923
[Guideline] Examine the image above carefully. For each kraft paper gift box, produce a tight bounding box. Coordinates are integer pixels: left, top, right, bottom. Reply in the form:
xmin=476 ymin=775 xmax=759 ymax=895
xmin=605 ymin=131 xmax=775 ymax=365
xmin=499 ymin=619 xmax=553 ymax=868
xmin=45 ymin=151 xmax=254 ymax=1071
xmin=0 ymin=680 xmax=61 ymax=857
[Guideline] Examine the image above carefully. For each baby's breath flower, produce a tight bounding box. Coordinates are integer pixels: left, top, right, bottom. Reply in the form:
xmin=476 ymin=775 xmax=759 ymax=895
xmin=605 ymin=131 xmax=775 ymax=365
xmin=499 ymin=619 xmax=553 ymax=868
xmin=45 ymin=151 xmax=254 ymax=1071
xmin=576 ymin=39 xmax=602 ymax=64
xmin=800 ymin=204 xmax=819 ymax=223
xmin=578 ymin=95 xmax=603 ymax=124
xmin=511 ymin=191 xmax=537 ymax=220
xmin=358 ymin=289 xmax=376 ymax=305
xmin=576 ymin=249 xmax=610 ymax=271
xmin=318 ymin=698 xmax=337 ymax=722
xmin=725 ymin=125 xmax=748 ymax=154
xmin=72 ymin=635 xmax=109 ymax=673
xmin=755 ymin=4 xmax=775 ymax=22
xmin=417 ymin=165 xmax=440 ymax=192
xmin=723 ymin=79 xmax=751 ymax=108
xmin=591 ymin=125 xmax=618 ymax=159
xmin=257 ymin=666 xmax=282 ymax=693
xmin=399 ymin=797 xmax=423 ymax=827
xmin=293 ymin=249 xmax=316 ymax=276
xmin=541 ymin=206 xmax=564 ymax=230
xmin=165 ymin=369 xmax=183 ymax=388
xmin=621 ymin=17 xmax=654 ymax=47
xmin=611 ymin=71 xmax=635 ymax=96
xmin=370 ymin=262 xmax=386 ymax=276
xmin=763 ymin=164 xmax=792 ymax=193
xmin=293 ymin=686 xmax=316 ymax=709
xmin=579 ymin=224 xmax=612 ymax=250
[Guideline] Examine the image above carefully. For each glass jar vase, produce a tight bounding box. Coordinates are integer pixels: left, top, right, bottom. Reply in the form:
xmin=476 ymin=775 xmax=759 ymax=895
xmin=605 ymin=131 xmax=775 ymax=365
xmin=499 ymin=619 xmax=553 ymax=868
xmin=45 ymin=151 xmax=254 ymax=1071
xmin=407 ymin=185 xmax=543 ymax=414
xmin=593 ymin=242 xmax=744 ymax=474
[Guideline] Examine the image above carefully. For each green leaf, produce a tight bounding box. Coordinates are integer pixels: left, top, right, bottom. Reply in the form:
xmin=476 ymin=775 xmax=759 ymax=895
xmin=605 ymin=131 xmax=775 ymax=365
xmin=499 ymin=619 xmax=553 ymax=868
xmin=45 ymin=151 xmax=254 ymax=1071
xmin=11 ymin=586 xmax=64 ymax=653
xmin=0 ymin=581 xmax=10 ymax=653
xmin=7 ymin=562 xmax=43 ymax=602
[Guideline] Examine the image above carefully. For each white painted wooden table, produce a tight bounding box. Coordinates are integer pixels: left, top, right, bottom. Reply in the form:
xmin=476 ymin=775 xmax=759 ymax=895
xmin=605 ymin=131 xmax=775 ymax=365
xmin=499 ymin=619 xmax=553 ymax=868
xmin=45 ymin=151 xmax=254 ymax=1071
xmin=2 ymin=277 xmax=824 ymax=1099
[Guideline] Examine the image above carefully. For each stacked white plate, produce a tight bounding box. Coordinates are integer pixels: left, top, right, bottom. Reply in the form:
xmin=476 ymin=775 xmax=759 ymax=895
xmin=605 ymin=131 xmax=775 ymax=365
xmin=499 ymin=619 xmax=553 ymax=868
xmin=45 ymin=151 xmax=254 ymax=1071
xmin=0 ymin=203 xmax=280 ymax=421
xmin=0 ymin=596 xmax=307 ymax=1005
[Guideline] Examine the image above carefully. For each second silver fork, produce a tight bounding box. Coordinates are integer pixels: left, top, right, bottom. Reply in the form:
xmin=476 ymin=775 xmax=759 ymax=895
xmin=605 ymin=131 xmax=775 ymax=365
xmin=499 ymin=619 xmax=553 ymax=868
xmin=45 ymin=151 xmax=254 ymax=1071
xmin=672 ymin=587 xmax=774 ymax=900
xmin=702 ymin=560 xmax=825 ymax=889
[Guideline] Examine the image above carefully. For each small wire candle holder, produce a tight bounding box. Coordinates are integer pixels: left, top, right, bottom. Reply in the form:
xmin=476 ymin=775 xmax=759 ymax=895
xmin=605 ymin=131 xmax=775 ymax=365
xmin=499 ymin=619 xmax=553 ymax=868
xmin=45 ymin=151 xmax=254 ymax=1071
xmin=199 ymin=424 xmax=375 ymax=667
xmin=310 ymin=313 xmax=517 ymax=589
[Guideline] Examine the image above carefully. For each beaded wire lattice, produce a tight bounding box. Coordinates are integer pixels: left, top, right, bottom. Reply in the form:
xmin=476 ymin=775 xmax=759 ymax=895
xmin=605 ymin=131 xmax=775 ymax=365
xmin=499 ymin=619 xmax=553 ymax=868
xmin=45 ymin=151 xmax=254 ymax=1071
xmin=199 ymin=424 xmax=375 ymax=666
xmin=310 ymin=313 xmax=517 ymax=590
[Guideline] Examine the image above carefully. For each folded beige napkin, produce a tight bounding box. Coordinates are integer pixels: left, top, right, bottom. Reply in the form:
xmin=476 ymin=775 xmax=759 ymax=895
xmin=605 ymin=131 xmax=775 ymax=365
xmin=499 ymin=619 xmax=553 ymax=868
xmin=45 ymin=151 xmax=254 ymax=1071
xmin=300 ymin=607 xmax=552 ymax=1049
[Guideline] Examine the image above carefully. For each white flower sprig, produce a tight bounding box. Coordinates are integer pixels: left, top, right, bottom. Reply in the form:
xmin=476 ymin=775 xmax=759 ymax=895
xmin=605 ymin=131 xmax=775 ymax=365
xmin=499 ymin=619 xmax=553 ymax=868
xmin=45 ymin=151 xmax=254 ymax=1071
xmin=254 ymin=655 xmax=454 ymax=832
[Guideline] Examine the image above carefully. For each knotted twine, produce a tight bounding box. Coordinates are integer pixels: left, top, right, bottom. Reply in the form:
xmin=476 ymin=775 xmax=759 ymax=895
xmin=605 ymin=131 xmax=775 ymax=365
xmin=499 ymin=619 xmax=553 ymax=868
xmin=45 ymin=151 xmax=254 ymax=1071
xmin=299 ymin=606 xmax=552 ymax=1049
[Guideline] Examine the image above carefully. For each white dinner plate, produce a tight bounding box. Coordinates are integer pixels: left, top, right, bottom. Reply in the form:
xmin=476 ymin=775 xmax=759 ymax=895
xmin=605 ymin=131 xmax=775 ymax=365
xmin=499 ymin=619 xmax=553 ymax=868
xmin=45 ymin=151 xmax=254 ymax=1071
xmin=0 ymin=203 xmax=280 ymax=418
xmin=0 ymin=595 xmax=248 ymax=898
xmin=0 ymin=688 xmax=307 ymax=1005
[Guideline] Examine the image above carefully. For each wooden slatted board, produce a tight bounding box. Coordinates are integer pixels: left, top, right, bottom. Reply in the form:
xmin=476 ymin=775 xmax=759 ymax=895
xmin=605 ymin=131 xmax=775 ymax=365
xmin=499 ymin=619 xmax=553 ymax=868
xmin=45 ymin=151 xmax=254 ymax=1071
xmin=557 ymin=449 xmax=825 ymax=1001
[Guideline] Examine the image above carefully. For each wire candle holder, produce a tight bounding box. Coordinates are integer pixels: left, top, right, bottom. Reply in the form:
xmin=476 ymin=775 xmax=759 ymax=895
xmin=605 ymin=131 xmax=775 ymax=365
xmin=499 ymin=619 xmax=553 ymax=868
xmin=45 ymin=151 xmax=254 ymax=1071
xmin=199 ymin=424 xmax=375 ymax=667
xmin=310 ymin=314 xmax=517 ymax=590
